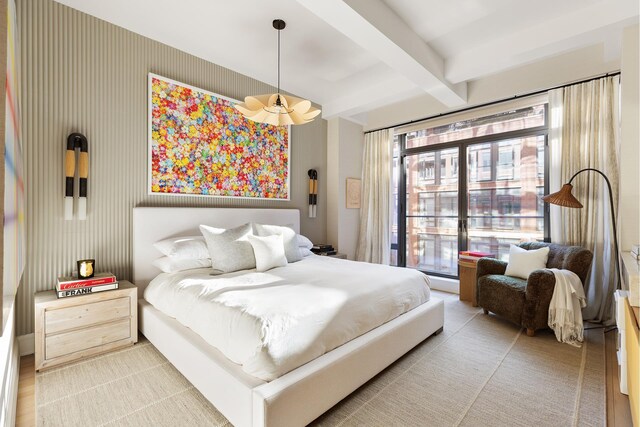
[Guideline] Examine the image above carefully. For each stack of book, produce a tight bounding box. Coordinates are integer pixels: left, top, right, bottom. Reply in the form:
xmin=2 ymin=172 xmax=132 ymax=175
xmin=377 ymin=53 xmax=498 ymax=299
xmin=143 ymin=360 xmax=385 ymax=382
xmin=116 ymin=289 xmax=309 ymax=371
xmin=459 ymin=251 xmax=495 ymax=263
xmin=311 ymin=244 xmax=337 ymax=256
xmin=56 ymin=272 xmax=119 ymax=298
xmin=632 ymin=245 xmax=640 ymax=260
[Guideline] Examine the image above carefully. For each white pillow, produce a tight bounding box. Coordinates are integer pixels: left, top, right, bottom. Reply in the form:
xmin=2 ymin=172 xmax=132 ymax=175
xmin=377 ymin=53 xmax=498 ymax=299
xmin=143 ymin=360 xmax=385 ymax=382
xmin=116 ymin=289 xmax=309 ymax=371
xmin=252 ymin=223 xmax=302 ymax=263
xmin=296 ymin=234 xmax=313 ymax=250
xmin=153 ymin=236 xmax=209 ymax=259
xmin=247 ymin=234 xmax=288 ymax=272
xmin=152 ymin=256 xmax=212 ymax=273
xmin=300 ymin=247 xmax=313 ymax=257
xmin=504 ymin=245 xmax=550 ymax=279
xmin=199 ymin=223 xmax=256 ymax=274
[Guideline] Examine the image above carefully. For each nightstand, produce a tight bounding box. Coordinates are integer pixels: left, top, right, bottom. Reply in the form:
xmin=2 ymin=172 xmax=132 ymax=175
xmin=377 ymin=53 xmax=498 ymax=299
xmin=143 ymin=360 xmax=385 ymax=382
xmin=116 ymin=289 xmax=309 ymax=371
xmin=34 ymin=280 xmax=138 ymax=371
xmin=458 ymin=260 xmax=478 ymax=306
xmin=328 ymin=253 xmax=347 ymax=259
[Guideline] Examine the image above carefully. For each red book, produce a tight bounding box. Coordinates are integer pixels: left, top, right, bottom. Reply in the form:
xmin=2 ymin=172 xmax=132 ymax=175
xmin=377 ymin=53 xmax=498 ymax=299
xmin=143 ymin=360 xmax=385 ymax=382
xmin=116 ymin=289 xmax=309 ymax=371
xmin=57 ymin=272 xmax=116 ymax=290
xmin=459 ymin=251 xmax=495 ymax=258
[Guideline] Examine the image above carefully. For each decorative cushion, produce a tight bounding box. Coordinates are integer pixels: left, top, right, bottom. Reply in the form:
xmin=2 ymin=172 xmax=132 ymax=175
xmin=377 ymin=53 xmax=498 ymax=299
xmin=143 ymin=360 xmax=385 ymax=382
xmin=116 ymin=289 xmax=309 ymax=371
xmin=296 ymin=234 xmax=313 ymax=249
xmin=199 ymin=223 xmax=256 ymax=274
xmin=152 ymin=257 xmax=212 ymax=273
xmin=153 ymin=235 xmax=209 ymax=259
xmin=247 ymin=234 xmax=288 ymax=272
xmin=504 ymin=244 xmax=550 ymax=279
xmin=300 ymin=247 xmax=313 ymax=257
xmin=252 ymin=223 xmax=302 ymax=263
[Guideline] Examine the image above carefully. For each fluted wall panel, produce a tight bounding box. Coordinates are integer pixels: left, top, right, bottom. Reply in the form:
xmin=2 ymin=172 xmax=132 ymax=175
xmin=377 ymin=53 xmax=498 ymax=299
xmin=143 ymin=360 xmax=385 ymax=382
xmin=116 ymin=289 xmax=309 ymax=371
xmin=16 ymin=0 xmax=327 ymax=335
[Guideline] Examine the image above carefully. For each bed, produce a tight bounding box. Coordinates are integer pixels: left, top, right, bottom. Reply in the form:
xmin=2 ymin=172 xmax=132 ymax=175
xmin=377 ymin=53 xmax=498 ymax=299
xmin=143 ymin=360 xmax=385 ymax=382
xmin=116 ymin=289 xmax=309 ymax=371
xmin=134 ymin=207 xmax=444 ymax=427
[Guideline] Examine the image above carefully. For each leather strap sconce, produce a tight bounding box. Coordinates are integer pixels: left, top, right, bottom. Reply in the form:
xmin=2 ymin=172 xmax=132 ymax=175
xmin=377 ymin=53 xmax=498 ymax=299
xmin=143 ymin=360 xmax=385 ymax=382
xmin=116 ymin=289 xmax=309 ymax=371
xmin=308 ymin=169 xmax=317 ymax=218
xmin=64 ymin=133 xmax=89 ymax=220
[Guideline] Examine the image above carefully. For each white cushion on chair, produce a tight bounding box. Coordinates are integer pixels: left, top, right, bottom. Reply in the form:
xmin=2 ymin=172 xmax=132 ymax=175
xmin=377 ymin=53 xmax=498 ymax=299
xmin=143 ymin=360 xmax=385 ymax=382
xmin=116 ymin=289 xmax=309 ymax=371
xmin=505 ymin=245 xmax=550 ymax=279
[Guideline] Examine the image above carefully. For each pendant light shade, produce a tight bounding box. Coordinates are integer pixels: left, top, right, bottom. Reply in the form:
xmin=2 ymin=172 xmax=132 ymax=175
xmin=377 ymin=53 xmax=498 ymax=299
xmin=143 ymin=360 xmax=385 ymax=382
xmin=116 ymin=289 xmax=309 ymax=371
xmin=235 ymin=19 xmax=320 ymax=126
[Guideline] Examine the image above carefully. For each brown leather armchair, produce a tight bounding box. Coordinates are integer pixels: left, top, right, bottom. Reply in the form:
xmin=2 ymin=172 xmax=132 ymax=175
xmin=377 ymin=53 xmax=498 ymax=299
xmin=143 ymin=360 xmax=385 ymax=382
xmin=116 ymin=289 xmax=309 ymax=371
xmin=476 ymin=242 xmax=593 ymax=336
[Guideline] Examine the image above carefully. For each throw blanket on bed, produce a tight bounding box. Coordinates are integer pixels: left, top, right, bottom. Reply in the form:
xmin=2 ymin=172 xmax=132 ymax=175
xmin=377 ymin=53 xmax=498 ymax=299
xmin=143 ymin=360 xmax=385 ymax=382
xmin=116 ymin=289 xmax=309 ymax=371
xmin=144 ymin=255 xmax=431 ymax=381
xmin=548 ymin=268 xmax=587 ymax=347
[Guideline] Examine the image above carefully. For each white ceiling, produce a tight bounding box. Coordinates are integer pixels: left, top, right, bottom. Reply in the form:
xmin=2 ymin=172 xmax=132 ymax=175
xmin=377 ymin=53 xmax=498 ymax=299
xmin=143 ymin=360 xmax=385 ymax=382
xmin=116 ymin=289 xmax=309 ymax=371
xmin=54 ymin=0 xmax=639 ymax=124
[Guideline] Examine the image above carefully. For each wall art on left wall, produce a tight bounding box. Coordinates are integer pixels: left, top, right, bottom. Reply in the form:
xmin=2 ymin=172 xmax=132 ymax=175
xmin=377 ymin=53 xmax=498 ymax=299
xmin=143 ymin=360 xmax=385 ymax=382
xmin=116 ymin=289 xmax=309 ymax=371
xmin=148 ymin=73 xmax=290 ymax=200
xmin=4 ymin=0 xmax=25 ymax=314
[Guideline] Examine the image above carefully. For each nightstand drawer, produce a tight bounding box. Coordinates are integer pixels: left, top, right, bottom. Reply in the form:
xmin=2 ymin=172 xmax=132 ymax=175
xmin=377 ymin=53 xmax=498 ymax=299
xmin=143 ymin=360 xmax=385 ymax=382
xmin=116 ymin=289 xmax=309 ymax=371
xmin=46 ymin=317 xmax=131 ymax=359
xmin=45 ymin=296 xmax=130 ymax=334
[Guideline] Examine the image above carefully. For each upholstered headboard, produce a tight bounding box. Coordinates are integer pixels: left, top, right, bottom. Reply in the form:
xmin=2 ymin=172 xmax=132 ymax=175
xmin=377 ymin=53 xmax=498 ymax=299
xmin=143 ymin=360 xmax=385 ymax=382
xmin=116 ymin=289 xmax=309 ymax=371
xmin=132 ymin=207 xmax=300 ymax=293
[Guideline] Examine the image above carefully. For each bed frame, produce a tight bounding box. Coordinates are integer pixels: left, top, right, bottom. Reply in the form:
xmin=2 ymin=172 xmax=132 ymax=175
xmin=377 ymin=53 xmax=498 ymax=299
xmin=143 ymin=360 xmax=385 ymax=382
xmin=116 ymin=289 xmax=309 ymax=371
xmin=133 ymin=207 xmax=444 ymax=427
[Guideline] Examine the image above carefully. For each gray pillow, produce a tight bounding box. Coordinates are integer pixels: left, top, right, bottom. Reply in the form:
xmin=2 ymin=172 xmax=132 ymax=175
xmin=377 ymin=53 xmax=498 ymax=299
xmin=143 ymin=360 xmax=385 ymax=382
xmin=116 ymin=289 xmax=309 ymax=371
xmin=199 ymin=223 xmax=256 ymax=274
xmin=296 ymin=234 xmax=313 ymax=250
xmin=252 ymin=223 xmax=302 ymax=263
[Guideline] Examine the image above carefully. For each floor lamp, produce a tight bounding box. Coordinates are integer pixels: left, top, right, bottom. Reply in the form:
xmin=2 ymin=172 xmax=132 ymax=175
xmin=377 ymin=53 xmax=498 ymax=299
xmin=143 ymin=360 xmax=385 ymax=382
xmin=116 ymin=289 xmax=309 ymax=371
xmin=542 ymin=167 xmax=621 ymax=289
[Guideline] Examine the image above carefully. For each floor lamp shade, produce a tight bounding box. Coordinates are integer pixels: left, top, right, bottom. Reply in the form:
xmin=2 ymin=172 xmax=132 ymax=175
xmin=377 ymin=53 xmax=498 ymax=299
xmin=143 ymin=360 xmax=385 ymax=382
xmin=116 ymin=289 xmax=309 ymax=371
xmin=542 ymin=184 xmax=583 ymax=208
xmin=542 ymin=168 xmax=621 ymax=289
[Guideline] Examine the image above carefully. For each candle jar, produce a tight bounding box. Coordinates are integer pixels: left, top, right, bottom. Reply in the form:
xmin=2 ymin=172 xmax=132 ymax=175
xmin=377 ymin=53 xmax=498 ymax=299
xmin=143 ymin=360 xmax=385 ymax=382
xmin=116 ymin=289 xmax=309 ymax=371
xmin=77 ymin=259 xmax=95 ymax=279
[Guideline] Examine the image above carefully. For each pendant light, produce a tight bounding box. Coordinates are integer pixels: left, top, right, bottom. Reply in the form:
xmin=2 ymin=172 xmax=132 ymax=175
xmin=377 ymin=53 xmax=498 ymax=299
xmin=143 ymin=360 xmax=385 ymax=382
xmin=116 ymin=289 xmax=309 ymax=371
xmin=235 ymin=19 xmax=321 ymax=126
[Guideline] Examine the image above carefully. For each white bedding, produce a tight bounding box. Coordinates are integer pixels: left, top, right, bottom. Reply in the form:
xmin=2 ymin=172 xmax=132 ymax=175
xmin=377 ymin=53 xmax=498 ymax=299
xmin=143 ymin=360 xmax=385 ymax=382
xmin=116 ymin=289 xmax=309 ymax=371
xmin=144 ymin=255 xmax=431 ymax=381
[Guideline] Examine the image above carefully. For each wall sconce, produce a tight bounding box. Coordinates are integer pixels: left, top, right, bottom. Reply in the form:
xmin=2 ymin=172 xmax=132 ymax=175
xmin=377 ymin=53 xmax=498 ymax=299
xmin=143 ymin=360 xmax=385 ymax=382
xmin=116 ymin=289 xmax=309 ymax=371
xmin=64 ymin=133 xmax=89 ymax=220
xmin=308 ymin=169 xmax=317 ymax=218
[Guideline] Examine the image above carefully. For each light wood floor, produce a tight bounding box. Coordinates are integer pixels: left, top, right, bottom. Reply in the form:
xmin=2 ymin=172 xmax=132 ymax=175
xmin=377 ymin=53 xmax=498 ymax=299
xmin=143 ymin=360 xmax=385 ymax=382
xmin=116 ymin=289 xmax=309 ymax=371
xmin=16 ymin=354 xmax=35 ymax=427
xmin=15 ymin=316 xmax=633 ymax=426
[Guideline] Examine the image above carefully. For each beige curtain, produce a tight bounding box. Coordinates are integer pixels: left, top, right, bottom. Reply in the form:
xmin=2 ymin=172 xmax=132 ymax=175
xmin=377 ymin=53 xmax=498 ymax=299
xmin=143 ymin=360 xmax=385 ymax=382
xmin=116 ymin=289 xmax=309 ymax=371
xmin=355 ymin=129 xmax=392 ymax=264
xmin=549 ymin=75 xmax=620 ymax=324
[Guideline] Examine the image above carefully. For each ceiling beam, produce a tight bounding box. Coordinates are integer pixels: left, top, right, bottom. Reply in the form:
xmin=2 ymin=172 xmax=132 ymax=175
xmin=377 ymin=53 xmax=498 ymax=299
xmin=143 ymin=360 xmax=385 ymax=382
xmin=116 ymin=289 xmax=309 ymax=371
xmin=322 ymin=73 xmax=420 ymax=119
xmin=445 ymin=0 xmax=639 ymax=83
xmin=295 ymin=0 xmax=467 ymax=108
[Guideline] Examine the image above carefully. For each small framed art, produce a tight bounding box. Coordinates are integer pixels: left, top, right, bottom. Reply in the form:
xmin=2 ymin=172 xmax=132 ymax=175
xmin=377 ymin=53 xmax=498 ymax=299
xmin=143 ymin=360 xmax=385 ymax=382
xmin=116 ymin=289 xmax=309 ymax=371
xmin=346 ymin=178 xmax=361 ymax=209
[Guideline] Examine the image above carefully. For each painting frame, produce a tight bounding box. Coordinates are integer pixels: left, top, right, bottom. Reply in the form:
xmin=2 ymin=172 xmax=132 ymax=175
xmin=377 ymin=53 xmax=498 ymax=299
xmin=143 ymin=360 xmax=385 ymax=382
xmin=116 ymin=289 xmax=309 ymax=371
xmin=147 ymin=73 xmax=291 ymax=200
xmin=346 ymin=177 xmax=361 ymax=209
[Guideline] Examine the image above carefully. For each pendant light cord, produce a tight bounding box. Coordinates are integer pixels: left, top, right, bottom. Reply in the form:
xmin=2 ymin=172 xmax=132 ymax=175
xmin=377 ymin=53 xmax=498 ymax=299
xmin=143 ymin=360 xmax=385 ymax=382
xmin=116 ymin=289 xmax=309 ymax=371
xmin=277 ymin=27 xmax=280 ymax=95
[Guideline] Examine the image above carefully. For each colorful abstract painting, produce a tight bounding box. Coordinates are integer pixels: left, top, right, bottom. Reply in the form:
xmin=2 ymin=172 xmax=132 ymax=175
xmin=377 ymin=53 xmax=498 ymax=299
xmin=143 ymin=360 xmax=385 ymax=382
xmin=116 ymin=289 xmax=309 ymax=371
xmin=4 ymin=0 xmax=25 ymax=304
xmin=148 ymin=74 xmax=290 ymax=199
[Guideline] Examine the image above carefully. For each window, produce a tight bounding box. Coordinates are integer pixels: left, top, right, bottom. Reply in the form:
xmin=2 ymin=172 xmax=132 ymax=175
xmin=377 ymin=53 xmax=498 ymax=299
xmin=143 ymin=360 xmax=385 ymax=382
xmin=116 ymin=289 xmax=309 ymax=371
xmin=497 ymin=140 xmax=520 ymax=180
xmin=468 ymin=144 xmax=492 ymax=182
xmin=439 ymin=148 xmax=458 ymax=184
xmin=418 ymin=153 xmax=435 ymax=184
xmin=393 ymin=101 xmax=548 ymax=277
xmin=468 ymin=190 xmax=492 ymax=229
xmin=418 ymin=234 xmax=435 ymax=270
xmin=537 ymin=139 xmax=545 ymax=179
xmin=438 ymin=192 xmax=458 ymax=228
xmin=406 ymin=104 xmax=546 ymax=149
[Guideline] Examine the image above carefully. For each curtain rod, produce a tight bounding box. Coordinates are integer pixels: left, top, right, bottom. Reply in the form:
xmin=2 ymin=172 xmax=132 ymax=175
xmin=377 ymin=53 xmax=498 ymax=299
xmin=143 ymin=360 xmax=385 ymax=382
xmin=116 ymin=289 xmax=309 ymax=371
xmin=364 ymin=71 xmax=621 ymax=134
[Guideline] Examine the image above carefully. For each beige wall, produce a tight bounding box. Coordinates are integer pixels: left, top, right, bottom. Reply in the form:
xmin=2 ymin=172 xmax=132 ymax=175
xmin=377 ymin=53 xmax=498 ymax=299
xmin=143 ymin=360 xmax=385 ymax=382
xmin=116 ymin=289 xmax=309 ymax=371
xmin=620 ymin=24 xmax=640 ymax=250
xmin=16 ymin=0 xmax=327 ymax=336
xmin=364 ymin=43 xmax=620 ymax=132
xmin=327 ymin=118 xmax=364 ymax=259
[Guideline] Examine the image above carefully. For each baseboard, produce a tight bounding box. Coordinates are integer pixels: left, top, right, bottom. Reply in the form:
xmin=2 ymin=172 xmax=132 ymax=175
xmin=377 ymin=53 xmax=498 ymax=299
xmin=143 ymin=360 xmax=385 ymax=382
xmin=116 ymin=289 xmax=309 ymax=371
xmin=427 ymin=276 xmax=459 ymax=294
xmin=17 ymin=334 xmax=34 ymax=357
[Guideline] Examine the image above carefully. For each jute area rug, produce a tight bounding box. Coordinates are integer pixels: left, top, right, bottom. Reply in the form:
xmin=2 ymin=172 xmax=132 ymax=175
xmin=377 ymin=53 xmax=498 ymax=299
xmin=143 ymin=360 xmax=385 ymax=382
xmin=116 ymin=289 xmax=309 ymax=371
xmin=36 ymin=292 xmax=605 ymax=426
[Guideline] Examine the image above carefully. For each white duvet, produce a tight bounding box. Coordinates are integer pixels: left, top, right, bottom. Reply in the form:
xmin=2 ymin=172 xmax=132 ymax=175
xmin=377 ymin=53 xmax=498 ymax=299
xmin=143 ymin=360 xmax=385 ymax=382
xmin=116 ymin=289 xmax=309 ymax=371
xmin=144 ymin=255 xmax=431 ymax=381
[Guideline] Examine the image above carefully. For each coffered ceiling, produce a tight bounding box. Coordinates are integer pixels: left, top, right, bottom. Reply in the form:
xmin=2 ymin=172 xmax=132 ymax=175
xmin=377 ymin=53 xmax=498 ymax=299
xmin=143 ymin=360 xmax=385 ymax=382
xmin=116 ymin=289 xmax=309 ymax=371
xmin=54 ymin=0 xmax=639 ymax=124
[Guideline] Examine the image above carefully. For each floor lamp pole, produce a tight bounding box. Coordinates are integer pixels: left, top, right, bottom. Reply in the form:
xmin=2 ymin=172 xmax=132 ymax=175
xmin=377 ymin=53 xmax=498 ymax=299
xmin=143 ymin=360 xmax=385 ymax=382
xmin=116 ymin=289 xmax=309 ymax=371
xmin=567 ymin=168 xmax=622 ymax=289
